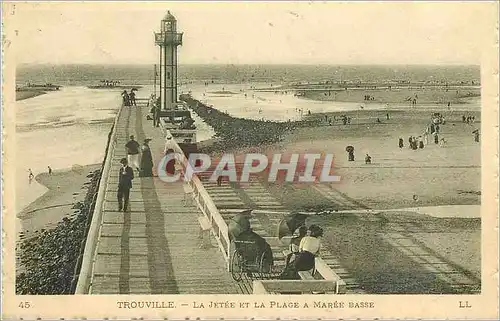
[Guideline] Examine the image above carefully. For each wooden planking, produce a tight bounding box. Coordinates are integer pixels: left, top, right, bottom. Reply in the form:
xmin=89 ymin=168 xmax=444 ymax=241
xmin=90 ymin=102 xmax=244 ymax=294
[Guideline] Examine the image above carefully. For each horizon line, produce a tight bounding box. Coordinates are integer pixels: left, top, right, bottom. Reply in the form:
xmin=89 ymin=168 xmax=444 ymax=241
xmin=17 ymin=62 xmax=480 ymax=67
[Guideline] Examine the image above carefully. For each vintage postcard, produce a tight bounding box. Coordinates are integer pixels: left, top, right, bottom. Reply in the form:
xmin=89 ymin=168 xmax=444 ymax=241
xmin=2 ymin=1 xmax=498 ymax=320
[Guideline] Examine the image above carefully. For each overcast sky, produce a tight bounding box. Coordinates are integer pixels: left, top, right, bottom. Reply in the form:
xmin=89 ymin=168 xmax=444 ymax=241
xmin=6 ymin=2 xmax=494 ymax=65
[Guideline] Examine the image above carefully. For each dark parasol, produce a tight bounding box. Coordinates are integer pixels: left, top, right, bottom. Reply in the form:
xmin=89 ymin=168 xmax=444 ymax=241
xmin=345 ymin=145 xmax=354 ymax=153
xmin=277 ymin=213 xmax=309 ymax=240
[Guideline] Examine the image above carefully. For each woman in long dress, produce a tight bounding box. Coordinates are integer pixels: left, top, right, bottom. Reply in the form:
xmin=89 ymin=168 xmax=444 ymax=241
xmin=164 ymin=148 xmax=176 ymax=176
xmin=140 ymin=139 xmax=154 ymax=177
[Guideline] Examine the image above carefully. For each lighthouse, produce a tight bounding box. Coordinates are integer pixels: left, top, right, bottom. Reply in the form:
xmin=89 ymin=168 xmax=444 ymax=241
xmin=155 ymin=11 xmax=183 ymax=111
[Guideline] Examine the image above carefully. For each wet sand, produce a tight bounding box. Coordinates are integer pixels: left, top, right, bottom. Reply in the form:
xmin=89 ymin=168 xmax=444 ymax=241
xmin=16 ymin=90 xmax=46 ymax=101
xmin=18 ymin=164 xmax=101 ymax=238
xmin=187 ymin=95 xmax=481 ymax=293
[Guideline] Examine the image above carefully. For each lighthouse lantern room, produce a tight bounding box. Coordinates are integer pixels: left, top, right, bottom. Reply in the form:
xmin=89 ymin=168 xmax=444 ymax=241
xmin=155 ymin=11 xmax=183 ymax=111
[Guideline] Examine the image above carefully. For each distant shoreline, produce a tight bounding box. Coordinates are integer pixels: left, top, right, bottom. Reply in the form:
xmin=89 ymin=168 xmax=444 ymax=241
xmin=16 ymin=90 xmax=46 ymax=101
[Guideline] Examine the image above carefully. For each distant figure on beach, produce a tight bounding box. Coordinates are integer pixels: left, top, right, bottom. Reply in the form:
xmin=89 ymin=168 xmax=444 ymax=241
xmin=434 ymin=133 xmax=439 ymax=144
xmin=48 ymin=166 xmax=52 ymax=175
xmin=117 ymin=158 xmax=134 ymax=212
xmin=376 ymin=118 xmax=381 ymax=123
xmin=462 ymin=115 xmax=466 ymax=123
xmin=439 ymin=138 xmax=447 ymax=147
xmin=140 ymin=139 xmax=154 ymax=177
xmin=216 ymin=169 xmax=223 ymax=186
xmin=28 ymin=169 xmax=34 ymax=184
xmin=125 ymin=135 xmax=141 ymax=173
xmin=348 ymin=151 xmax=354 ymax=161
xmin=386 ymin=113 xmax=390 ymax=120
xmin=398 ymin=137 xmax=404 ymax=149
xmin=418 ymin=137 xmax=424 ymax=149
xmin=365 ymin=154 xmax=372 ymax=164
xmin=411 ymin=137 xmax=418 ymax=150
xmin=473 ymin=129 xmax=480 ymax=142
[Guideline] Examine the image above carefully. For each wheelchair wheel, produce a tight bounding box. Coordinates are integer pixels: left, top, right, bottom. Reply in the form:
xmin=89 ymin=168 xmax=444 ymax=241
xmin=230 ymin=250 xmax=243 ymax=282
xmin=259 ymin=252 xmax=271 ymax=276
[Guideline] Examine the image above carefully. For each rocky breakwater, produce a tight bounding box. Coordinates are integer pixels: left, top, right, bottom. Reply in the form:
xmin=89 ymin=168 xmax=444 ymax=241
xmin=180 ymin=94 xmax=319 ymax=153
xmin=16 ymin=169 xmax=102 ymax=294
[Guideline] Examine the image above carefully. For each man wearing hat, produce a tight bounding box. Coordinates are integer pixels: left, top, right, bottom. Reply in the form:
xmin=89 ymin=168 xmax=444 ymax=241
xmin=117 ymin=157 xmax=134 ymax=212
xmin=125 ymin=135 xmax=141 ymax=173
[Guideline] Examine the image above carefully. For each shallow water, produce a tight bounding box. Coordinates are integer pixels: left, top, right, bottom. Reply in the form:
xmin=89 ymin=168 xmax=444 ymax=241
xmin=15 ymin=87 xmax=122 ymax=213
xmin=182 ymin=83 xmax=481 ymax=122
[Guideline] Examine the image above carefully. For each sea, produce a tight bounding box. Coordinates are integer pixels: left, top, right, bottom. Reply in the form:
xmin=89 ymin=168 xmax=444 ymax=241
xmin=14 ymin=64 xmax=481 ymax=213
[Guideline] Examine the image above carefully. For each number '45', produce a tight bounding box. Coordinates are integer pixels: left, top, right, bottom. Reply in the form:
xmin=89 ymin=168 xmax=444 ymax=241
xmin=19 ymin=301 xmax=31 ymax=308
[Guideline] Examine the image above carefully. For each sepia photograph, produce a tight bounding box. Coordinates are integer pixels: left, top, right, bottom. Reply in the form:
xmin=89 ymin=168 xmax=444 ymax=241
xmin=2 ymin=1 xmax=498 ymax=319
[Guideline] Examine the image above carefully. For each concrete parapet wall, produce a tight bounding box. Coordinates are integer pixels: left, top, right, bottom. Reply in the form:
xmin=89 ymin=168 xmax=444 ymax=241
xmin=75 ymin=104 xmax=124 ymax=294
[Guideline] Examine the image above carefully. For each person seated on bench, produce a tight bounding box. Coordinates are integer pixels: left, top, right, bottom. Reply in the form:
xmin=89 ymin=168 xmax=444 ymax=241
xmin=284 ymin=225 xmax=308 ymax=268
xmin=280 ymin=224 xmax=323 ymax=280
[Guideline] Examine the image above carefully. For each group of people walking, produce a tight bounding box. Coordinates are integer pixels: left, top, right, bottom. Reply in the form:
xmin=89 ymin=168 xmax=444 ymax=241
xmin=121 ymin=90 xmax=137 ymax=107
xmin=116 ymin=135 xmax=154 ymax=212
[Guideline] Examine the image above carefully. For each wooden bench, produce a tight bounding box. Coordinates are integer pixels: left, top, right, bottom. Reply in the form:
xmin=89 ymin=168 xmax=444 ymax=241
xmin=281 ymin=250 xmax=346 ymax=294
xmin=182 ymin=182 xmax=195 ymax=206
xmin=198 ymin=216 xmax=212 ymax=249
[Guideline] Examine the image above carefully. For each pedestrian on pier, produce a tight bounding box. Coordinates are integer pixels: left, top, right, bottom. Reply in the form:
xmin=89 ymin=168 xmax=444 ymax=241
xmin=125 ymin=135 xmax=141 ymax=173
xmin=121 ymin=90 xmax=130 ymax=107
xmin=129 ymin=90 xmax=137 ymax=107
xmin=117 ymin=158 xmax=134 ymax=212
xmin=140 ymin=139 xmax=154 ymax=177
xmin=48 ymin=166 xmax=52 ymax=175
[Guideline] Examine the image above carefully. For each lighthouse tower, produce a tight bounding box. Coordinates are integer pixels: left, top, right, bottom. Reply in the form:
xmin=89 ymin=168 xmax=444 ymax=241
xmin=155 ymin=11 xmax=183 ymax=111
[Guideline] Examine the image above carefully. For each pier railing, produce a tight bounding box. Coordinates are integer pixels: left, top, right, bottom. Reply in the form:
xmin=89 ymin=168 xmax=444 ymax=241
xmin=159 ymin=123 xmax=232 ymax=269
xmin=74 ymin=104 xmax=124 ymax=294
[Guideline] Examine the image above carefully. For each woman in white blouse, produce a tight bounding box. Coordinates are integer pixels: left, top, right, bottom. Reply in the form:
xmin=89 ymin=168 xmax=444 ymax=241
xmin=280 ymin=224 xmax=323 ymax=279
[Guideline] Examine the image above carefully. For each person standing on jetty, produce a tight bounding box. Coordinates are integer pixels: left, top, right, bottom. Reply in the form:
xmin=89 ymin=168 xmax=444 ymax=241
xmin=117 ymin=158 xmax=134 ymax=212
xmin=140 ymin=138 xmax=154 ymax=177
xmin=129 ymin=90 xmax=137 ymax=107
xmin=125 ymin=135 xmax=141 ymax=173
xmin=121 ymin=90 xmax=130 ymax=107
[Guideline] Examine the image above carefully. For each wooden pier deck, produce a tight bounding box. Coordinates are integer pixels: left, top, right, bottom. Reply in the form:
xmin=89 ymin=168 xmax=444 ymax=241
xmin=87 ymin=101 xmax=242 ymax=294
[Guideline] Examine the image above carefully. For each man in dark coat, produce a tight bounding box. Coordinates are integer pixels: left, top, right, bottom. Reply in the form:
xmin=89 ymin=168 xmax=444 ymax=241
xmin=118 ymin=158 xmax=134 ymax=212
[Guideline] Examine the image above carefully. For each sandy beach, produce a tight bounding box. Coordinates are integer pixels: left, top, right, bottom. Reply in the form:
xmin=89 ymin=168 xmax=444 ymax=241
xmin=17 ymin=164 xmax=101 ymax=239
xmin=184 ymin=94 xmax=481 ymax=293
